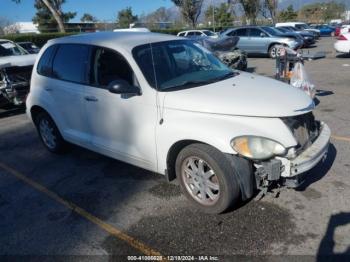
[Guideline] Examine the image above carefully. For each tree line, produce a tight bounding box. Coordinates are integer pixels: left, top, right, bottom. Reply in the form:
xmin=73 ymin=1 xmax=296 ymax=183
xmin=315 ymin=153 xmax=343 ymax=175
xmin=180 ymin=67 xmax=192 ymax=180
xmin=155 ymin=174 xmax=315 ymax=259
xmin=6 ymin=0 xmax=348 ymax=34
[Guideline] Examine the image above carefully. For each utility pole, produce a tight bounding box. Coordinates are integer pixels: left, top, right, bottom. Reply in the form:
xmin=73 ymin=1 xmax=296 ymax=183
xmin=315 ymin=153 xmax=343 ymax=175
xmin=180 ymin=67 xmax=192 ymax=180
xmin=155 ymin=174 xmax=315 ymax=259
xmin=212 ymin=0 xmax=215 ymax=32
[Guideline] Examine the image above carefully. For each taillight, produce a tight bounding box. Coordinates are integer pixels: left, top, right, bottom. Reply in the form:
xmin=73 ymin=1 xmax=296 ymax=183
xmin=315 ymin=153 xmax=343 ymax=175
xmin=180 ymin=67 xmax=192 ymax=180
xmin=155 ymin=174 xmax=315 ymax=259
xmin=337 ymin=35 xmax=348 ymax=40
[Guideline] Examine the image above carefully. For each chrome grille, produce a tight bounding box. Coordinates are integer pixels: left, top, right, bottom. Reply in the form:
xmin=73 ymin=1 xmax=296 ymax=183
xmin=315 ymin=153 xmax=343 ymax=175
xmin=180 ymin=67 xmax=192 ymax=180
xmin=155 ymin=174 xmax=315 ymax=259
xmin=282 ymin=112 xmax=320 ymax=153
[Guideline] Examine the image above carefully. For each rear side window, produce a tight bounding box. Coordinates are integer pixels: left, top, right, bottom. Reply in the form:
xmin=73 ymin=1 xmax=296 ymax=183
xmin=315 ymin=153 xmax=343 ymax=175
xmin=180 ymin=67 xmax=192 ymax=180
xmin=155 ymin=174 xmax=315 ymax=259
xmin=37 ymin=45 xmax=57 ymax=77
xmin=52 ymin=44 xmax=90 ymax=84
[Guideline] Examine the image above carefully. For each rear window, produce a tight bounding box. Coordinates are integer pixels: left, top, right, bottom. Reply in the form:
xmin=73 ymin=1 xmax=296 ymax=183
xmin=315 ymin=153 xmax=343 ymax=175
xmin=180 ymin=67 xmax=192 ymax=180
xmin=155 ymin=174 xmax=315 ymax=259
xmin=52 ymin=44 xmax=90 ymax=84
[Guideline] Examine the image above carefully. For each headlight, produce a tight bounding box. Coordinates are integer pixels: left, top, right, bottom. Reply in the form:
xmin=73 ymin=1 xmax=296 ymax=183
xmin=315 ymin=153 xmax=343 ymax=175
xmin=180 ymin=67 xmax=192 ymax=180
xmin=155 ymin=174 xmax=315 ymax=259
xmin=231 ymin=136 xmax=286 ymax=160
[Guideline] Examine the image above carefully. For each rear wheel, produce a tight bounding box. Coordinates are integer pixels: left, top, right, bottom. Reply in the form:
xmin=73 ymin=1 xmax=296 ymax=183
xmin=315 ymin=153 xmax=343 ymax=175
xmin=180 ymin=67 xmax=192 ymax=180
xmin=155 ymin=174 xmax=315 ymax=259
xmin=175 ymin=143 xmax=240 ymax=214
xmin=34 ymin=112 xmax=67 ymax=153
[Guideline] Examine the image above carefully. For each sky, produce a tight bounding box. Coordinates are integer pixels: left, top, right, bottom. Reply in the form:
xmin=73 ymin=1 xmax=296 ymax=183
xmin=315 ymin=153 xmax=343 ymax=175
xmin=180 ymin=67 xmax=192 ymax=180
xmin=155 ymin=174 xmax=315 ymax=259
xmin=0 ymin=0 xmax=173 ymax=22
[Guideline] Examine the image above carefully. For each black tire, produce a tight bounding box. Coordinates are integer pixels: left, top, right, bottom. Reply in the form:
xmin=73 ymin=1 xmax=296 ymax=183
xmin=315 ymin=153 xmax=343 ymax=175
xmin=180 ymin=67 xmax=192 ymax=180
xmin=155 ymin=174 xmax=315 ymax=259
xmin=268 ymin=44 xmax=278 ymax=59
xmin=175 ymin=143 xmax=240 ymax=214
xmin=34 ymin=111 xmax=67 ymax=153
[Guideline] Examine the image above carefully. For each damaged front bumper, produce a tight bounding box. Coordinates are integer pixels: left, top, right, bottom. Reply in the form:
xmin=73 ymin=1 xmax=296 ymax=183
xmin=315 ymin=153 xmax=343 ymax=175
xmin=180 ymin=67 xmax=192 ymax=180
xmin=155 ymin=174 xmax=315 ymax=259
xmin=255 ymin=122 xmax=331 ymax=188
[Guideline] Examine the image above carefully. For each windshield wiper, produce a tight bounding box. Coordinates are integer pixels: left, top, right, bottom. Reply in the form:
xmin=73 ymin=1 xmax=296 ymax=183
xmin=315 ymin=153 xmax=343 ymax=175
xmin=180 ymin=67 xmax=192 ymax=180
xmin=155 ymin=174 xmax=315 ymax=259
xmin=162 ymin=80 xmax=208 ymax=91
xmin=161 ymin=71 xmax=237 ymax=91
xmin=212 ymin=71 xmax=236 ymax=81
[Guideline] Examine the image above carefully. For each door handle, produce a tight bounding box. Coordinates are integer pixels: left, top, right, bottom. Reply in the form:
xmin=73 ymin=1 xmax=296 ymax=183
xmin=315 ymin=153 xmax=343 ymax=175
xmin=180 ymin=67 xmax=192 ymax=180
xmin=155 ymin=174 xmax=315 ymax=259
xmin=84 ymin=96 xmax=98 ymax=102
xmin=44 ymin=87 xmax=52 ymax=91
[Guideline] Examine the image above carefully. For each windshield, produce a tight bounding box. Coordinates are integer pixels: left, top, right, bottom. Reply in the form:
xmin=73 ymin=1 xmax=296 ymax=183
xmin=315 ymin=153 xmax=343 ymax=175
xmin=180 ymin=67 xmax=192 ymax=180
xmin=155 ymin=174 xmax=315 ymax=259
xmin=0 ymin=41 xmax=28 ymax=57
xmin=261 ymin=27 xmax=281 ymax=36
xmin=274 ymin=27 xmax=287 ymax=33
xmin=133 ymin=40 xmax=235 ymax=91
xmin=203 ymin=30 xmax=215 ymax=36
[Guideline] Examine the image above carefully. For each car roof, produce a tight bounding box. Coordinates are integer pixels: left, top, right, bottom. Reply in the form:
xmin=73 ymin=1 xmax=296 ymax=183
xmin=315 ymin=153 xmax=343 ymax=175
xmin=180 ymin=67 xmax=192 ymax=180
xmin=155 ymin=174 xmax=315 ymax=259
xmin=47 ymin=31 xmax=179 ymax=52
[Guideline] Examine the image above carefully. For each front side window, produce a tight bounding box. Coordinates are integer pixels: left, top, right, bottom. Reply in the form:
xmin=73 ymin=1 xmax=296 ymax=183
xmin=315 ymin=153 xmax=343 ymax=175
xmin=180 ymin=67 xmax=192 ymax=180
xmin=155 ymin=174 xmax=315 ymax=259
xmin=133 ymin=40 xmax=236 ymax=91
xmin=236 ymin=28 xmax=248 ymax=37
xmin=250 ymin=28 xmax=263 ymax=37
xmin=52 ymin=44 xmax=90 ymax=84
xmin=89 ymin=47 xmax=135 ymax=88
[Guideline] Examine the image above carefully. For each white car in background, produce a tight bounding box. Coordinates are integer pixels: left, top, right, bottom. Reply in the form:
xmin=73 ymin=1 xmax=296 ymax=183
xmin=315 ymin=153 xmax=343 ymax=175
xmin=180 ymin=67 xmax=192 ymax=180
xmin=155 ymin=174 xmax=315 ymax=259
xmin=177 ymin=30 xmax=218 ymax=38
xmin=340 ymin=25 xmax=350 ymax=35
xmin=334 ymin=33 xmax=350 ymax=53
xmin=27 ymin=32 xmax=330 ymax=214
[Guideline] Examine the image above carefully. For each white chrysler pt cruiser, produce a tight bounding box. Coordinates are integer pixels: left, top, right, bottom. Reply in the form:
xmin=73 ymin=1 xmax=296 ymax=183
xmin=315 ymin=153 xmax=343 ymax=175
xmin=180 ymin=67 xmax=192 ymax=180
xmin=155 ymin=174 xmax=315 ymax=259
xmin=26 ymin=32 xmax=330 ymax=213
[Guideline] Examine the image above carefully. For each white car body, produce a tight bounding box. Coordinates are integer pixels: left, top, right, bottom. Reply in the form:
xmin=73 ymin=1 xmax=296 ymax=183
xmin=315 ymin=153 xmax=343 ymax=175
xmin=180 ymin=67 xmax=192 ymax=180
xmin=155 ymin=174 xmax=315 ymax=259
xmin=340 ymin=25 xmax=350 ymax=35
xmin=334 ymin=33 xmax=350 ymax=53
xmin=177 ymin=30 xmax=218 ymax=38
xmin=27 ymin=32 xmax=330 ymax=210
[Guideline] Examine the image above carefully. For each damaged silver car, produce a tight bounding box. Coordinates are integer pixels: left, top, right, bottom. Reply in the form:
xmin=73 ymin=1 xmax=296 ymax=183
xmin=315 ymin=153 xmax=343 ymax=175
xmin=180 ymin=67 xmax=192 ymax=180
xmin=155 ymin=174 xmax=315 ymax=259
xmin=0 ymin=39 xmax=37 ymax=108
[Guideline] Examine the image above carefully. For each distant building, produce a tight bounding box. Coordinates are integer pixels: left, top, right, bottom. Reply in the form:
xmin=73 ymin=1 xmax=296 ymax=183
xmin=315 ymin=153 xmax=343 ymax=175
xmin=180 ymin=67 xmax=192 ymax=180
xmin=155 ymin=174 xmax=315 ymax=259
xmin=4 ymin=22 xmax=39 ymax=35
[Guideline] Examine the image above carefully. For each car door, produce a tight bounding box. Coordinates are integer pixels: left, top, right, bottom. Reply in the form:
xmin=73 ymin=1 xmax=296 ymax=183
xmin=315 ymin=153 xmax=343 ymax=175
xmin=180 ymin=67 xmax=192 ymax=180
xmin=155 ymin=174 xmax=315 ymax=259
xmin=248 ymin=28 xmax=269 ymax=53
xmin=228 ymin=28 xmax=250 ymax=52
xmin=48 ymin=44 xmax=91 ymax=145
xmin=83 ymin=46 xmax=158 ymax=171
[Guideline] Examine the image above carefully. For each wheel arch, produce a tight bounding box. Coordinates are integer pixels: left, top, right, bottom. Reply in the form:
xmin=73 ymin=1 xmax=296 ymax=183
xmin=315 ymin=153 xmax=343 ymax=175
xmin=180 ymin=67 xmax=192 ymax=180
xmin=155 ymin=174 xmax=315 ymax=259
xmin=165 ymin=139 xmax=254 ymax=201
xmin=30 ymin=105 xmax=50 ymax=124
xmin=166 ymin=139 xmax=209 ymax=182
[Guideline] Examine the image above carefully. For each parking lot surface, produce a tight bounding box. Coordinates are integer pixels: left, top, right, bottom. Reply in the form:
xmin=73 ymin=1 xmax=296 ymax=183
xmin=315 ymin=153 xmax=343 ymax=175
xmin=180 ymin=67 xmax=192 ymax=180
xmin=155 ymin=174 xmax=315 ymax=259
xmin=0 ymin=37 xmax=349 ymax=260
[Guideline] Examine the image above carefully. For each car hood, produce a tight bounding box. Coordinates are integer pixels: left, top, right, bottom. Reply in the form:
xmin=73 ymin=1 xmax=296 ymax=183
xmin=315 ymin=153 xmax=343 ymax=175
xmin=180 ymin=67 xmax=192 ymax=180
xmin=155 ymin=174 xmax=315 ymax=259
xmin=0 ymin=54 xmax=37 ymax=68
xmin=163 ymin=72 xmax=314 ymax=117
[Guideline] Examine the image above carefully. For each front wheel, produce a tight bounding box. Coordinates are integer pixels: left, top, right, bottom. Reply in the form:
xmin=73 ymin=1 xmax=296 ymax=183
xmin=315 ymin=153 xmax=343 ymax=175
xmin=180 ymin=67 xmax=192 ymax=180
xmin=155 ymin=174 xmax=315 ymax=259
xmin=269 ymin=44 xmax=278 ymax=59
xmin=175 ymin=144 xmax=240 ymax=214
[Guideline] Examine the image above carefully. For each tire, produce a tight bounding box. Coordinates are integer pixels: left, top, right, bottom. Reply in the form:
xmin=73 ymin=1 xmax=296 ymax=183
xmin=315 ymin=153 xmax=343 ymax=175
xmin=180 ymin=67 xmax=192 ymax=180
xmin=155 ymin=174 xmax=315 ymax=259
xmin=175 ymin=143 xmax=240 ymax=214
xmin=34 ymin=112 xmax=67 ymax=153
xmin=268 ymin=44 xmax=278 ymax=59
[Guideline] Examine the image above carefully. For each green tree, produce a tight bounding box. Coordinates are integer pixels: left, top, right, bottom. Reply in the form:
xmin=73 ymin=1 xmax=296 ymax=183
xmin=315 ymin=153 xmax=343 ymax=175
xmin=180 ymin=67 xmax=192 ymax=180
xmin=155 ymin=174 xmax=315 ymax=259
xmin=140 ymin=7 xmax=172 ymax=28
xmin=32 ymin=0 xmax=76 ymax=32
xmin=12 ymin=0 xmax=73 ymax=33
xmin=117 ymin=7 xmax=138 ymax=28
xmin=172 ymin=0 xmax=204 ymax=28
xmin=299 ymin=1 xmax=346 ymax=23
xmin=238 ymin=0 xmax=260 ymax=25
xmin=205 ymin=3 xmax=235 ymax=27
xmin=278 ymin=5 xmax=298 ymax=22
xmin=81 ymin=13 xmax=97 ymax=23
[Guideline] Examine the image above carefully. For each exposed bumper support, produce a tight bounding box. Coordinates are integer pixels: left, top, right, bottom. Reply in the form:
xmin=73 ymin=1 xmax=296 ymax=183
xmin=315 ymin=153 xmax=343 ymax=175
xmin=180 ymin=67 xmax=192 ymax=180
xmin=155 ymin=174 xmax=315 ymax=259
xmin=255 ymin=122 xmax=330 ymax=189
xmin=287 ymin=122 xmax=330 ymax=177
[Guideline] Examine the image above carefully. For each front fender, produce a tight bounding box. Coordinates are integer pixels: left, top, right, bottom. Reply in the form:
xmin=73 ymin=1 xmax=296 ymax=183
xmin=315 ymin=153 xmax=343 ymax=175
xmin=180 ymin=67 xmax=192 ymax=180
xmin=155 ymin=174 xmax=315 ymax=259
xmin=156 ymin=109 xmax=297 ymax=174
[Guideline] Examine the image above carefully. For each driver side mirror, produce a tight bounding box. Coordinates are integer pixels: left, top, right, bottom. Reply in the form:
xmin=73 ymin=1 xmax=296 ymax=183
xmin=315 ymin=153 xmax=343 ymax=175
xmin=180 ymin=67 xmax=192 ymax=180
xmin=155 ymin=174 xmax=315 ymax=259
xmin=260 ymin=32 xmax=267 ymax=38
xmin=107 ymin=80 xmax=141 ymax=96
